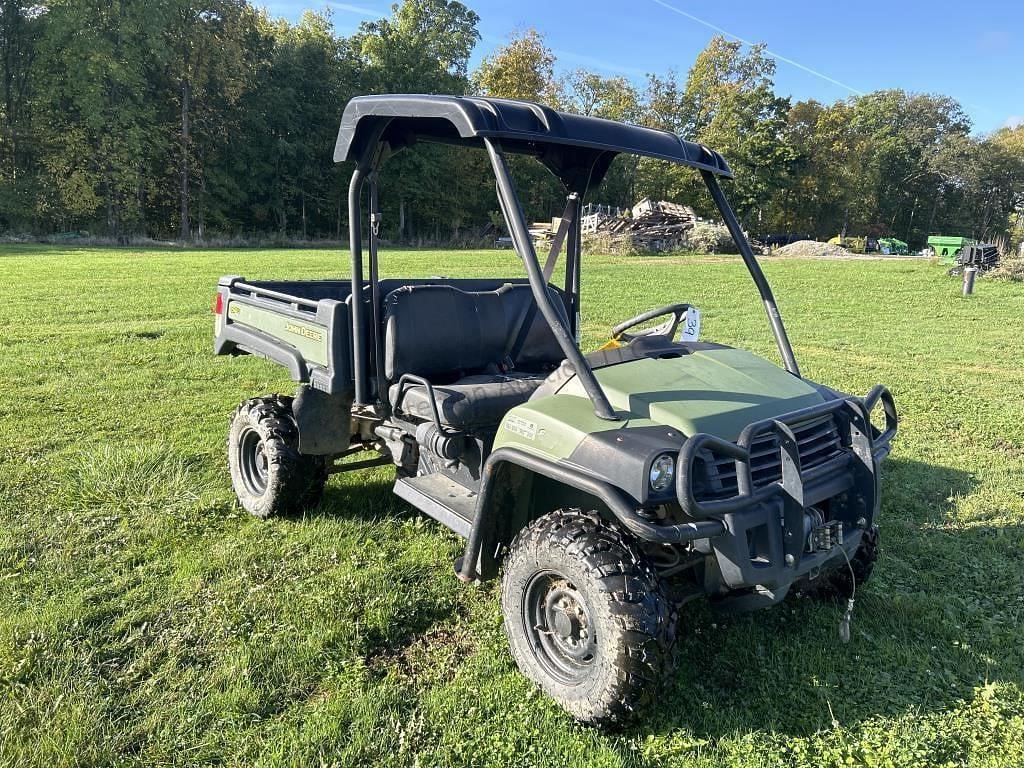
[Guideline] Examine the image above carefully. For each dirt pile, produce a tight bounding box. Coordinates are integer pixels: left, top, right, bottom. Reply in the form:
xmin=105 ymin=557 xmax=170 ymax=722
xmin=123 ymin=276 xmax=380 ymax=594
xmin=774 ymin=240 xmax=856 ymax=259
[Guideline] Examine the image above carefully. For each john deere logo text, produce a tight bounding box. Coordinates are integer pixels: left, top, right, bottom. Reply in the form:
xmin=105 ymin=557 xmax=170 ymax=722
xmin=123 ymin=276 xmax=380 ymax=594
xmin=285 ymin=323 xmax=323 ymax=342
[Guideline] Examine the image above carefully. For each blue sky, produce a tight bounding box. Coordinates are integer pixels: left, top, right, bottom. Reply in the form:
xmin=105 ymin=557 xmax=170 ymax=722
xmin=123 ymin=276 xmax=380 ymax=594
xmin=263 ymin=0 xmax=1022 ymax=134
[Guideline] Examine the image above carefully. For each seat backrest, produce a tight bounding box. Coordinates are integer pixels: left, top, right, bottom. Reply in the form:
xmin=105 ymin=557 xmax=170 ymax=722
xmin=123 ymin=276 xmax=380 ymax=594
xmin=383 ymin=284 xmax=568 ymax=381
xmin=498 ymin=285 xmax=569 ymax=369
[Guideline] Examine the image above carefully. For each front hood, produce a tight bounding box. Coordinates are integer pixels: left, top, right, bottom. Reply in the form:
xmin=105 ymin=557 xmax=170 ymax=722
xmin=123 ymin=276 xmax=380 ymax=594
xmin=589 ymin=347 xmax=824 ymax=440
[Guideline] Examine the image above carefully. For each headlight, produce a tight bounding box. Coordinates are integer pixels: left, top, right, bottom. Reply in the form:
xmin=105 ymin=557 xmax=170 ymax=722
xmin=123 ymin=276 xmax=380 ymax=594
xmin=649 ymin=453 xmax=675 ymax=493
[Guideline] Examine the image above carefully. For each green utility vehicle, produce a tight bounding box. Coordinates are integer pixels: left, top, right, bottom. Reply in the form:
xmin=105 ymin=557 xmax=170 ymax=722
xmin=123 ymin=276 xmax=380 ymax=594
xmin=213 ymin=95 xmax=898 ymax=725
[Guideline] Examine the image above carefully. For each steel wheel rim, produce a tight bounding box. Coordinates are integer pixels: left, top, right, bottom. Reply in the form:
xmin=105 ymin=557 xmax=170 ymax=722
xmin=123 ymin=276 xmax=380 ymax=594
xmin=239 ymin=427 xmax=269 ymax=496
xmin=522 ymin=570 xmax=597 ymax=684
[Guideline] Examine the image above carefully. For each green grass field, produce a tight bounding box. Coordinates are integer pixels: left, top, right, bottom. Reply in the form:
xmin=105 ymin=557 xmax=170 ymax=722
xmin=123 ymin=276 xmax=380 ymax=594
xmin=1 ymin=244 xmax=1022 ymax=767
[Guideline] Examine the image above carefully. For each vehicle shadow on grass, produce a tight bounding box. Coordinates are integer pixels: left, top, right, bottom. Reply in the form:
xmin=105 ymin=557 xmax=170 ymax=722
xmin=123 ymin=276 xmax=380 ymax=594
xmin=282 ymin=457 xmax=1022 ymax=736
xmin=636 ymin=455 xmax=1024 ymax=739
xmin=308 ymin=473 xmax=472 ymax=673
xmin=313 ymin=470 xmax=417 ymax=525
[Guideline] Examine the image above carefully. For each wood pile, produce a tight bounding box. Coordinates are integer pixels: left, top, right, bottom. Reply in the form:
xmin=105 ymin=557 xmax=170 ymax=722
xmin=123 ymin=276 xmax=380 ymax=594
xmin=581 ymin=204 xmax=625 ymax=234
xmin=590 ymin=198 xmax=697 ymax=253
xmin=529 ymin=198 xmax=698 ymax=254
xmin=631 ymin=198 xmax=694 ymax=221
xmin=530 ymin=217 xmax=563 ymax=248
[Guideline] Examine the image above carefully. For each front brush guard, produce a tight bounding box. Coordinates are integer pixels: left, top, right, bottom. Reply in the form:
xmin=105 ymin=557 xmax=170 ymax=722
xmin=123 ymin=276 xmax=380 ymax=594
xmin=677 ymin=385 xmax=897 ymax=519
xmin=674 ymin=385 xmax=897 ymax=601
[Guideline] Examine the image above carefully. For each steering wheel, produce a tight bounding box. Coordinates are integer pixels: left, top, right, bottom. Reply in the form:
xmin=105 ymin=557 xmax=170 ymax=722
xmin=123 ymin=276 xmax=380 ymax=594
xmin=611 ymin=303 xmax=691 ymax=344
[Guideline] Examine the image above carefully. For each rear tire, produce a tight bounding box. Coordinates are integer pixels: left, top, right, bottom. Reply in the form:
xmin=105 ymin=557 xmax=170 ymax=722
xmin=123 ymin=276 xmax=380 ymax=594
xmin=500 ymin=509 xmax=674 ymax=726
xmin=228 ymin=395 xmax=327 ymax=518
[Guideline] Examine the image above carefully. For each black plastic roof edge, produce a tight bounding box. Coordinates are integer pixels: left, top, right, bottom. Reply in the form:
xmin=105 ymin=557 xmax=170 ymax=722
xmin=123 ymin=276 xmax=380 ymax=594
xmin=333 ymin=94 xmax=733 ymax=182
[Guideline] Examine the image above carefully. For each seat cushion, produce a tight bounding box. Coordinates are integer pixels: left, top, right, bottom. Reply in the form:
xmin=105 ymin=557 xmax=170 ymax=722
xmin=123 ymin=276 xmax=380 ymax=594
xmin=498 ymin=285 xmax=570 ymax=369
xmin=390 ymin=373 xmax=545 ymax=428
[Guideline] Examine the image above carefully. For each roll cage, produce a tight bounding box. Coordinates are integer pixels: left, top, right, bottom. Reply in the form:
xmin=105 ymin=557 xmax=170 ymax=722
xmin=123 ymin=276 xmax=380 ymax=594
xmin=335 ymin=94 xmax=801 ymax=421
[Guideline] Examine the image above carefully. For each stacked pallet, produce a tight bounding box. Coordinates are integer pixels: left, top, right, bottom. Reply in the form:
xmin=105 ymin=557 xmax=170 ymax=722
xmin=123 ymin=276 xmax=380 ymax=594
xmin=529 ymin=199 xmax=698 ymax=254
xmin=590 ymin=198 xmax=697 ymax=254
xmin=581 ymin=204 xmax=626 ymax=234
xmin=530 ymin=217 xmax=563 ymax=248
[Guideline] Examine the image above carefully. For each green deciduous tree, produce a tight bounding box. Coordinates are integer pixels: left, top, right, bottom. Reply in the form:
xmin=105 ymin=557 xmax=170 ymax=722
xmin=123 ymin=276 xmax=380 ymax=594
xmin=633 ymin=38 xmax=795 ymax=224
xmin=473 ymin=28 xmax=555 ymax=103
xmin=0 ymin=1 xmax=44 ymax=227
xmin=560 ymin=70 xmax=640 ymax=122
xmin=353 ymin=0 xmax=480 ymax=242
xmin=0 ymin=4 xmax=1021 ymax=250
xmin=35 ymin=0 xmax=167 ymax=237
xmin=355 ymin=0 xmax=478 ymax=93
xmin=163 ymin=0 xmax=256 ymax=240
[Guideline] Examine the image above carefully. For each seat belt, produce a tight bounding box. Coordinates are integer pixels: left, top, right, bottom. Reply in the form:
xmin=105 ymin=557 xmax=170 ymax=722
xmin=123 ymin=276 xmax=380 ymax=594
xmin=501 ymin=193 xmax=579 ymax=370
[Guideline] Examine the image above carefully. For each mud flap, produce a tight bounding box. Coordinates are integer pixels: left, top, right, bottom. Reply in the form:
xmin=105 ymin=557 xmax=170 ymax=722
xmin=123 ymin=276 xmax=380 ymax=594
xmin=292 ymin=384 xmax=353 ymax=455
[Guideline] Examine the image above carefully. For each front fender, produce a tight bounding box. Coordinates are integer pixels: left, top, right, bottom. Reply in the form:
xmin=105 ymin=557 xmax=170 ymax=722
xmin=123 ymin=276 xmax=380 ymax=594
xmin=458 ymin=447 xmax=725 ymax=582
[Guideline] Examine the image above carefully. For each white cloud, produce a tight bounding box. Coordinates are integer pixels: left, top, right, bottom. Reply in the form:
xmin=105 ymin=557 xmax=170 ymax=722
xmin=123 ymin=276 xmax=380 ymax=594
xmin=1005 ymin=116 xmax=1024 ymax=129
xmin=325 ymin=2 xmax=382 ymax=17
xmin=553 ymin=49 xmax=647 ymax=79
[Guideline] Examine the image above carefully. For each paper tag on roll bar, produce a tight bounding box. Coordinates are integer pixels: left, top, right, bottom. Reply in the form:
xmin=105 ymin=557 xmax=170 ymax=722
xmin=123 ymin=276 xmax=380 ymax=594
xmin=679 ymin=306 xmax=701 ymax=342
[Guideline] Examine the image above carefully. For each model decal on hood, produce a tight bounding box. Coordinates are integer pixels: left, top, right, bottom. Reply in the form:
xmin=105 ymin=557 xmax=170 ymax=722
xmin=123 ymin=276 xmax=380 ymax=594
xmin=505 ymin=414 xmax=538 ymax=440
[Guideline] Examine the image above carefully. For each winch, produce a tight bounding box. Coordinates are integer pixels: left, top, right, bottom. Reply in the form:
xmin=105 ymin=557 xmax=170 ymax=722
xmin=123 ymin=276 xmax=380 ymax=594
xmin=803 ymin=507 xmax=844 ymax=553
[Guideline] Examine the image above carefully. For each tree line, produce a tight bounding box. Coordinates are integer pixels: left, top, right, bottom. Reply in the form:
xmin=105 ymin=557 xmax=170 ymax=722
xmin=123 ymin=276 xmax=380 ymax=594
xmin=1 ymin=0 xmax=1022 ymax=248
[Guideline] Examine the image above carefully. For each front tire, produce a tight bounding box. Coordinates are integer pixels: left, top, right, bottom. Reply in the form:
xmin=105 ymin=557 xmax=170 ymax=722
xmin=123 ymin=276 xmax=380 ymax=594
xmin=500 ymin=509 xmax=674 ymax=726
xmin=228 ymin=395 xmax=327 ymax=518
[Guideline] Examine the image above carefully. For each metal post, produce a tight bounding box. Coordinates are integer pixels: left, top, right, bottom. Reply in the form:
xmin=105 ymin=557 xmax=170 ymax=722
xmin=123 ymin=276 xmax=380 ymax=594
xmin=702 ymin=170 xmax=801 ymax=377
xmin=348 ymin=167 xmax=368 ymax=405
xmin=963 ymin=266 xmax=977 ymax=296
xmin=485 ymin=138 xmax=619 ymax=421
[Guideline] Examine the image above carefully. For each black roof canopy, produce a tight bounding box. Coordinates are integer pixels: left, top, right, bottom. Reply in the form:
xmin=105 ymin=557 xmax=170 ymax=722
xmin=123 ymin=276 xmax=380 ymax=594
xmin=333 ymin=94 xmax=732 ymax=189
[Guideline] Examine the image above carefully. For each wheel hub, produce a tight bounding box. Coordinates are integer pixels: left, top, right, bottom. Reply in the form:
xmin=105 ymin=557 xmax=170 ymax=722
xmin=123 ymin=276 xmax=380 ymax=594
xmin=239 ymin=427 xmax=269 ymax=496
xmin=546 ymin=586 xmax=592 ymax=658
xmin=524 ymin=574 xmax=597 ymax=682
xmin=255 ymin=443 xmax=268 ymax=474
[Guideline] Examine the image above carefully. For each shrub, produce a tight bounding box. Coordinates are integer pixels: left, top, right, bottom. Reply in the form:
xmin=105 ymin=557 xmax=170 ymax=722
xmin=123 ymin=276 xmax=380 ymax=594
xmin=990 ymin=250 xmax=1024 ymax=281
xmin=684 ymin=220 xmax=736 ymax=253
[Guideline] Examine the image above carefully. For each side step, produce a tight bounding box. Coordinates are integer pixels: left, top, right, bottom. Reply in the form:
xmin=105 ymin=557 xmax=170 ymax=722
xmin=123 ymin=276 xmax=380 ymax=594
xmin=393 ymin=473 xmax=478 ymax=538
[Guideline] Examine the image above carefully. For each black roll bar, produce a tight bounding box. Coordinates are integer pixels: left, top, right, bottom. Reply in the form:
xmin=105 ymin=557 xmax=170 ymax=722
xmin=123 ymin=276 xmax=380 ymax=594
xmin=564 ymin=194 xmax=582 ymax=338
xmin=484 ymin=138 xmax=619 ymax=422
xmin=345 ymin=129 xmax=804 ymax=416
xmin=367 ymin=172 xmax=388 ymax=414
xmin=702 ymin=170 xmax=801 ymax=377
xmin=348 ymin=166 xmax=369 ymax=405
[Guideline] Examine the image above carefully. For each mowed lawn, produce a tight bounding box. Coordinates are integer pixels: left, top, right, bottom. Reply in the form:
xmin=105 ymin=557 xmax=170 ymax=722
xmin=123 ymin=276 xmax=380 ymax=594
xmin=1 ymin=243 xmax=1023 ymax=767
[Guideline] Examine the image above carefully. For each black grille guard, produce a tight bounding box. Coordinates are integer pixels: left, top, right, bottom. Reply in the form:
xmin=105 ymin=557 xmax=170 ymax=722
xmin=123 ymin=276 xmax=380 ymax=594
xmin=677 ymin=385 xmax=897 ymax=518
